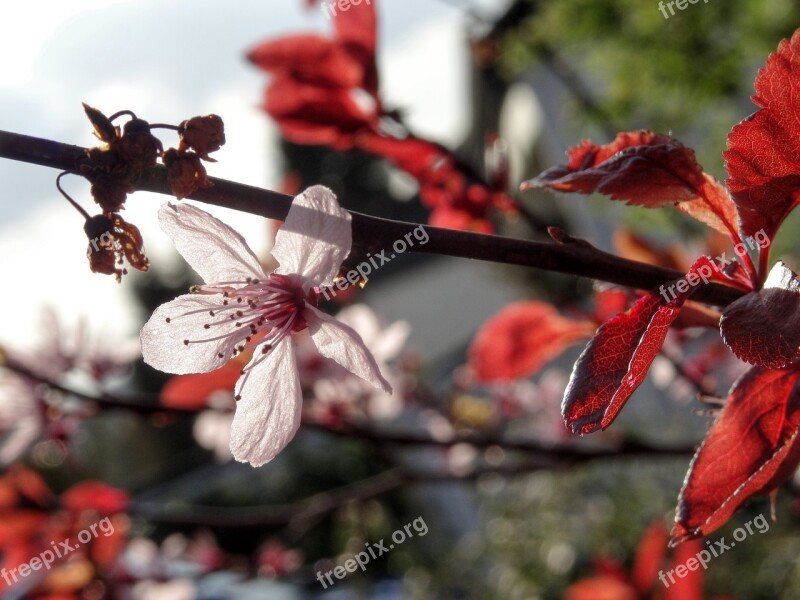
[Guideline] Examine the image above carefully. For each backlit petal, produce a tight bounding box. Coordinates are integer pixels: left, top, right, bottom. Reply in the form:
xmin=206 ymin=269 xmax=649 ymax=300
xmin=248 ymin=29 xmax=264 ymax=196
xmin=229 ymin=339 xmax=302 ymax=466
xmin=272 ymin=186 xmax=351 ymax=288
xmin=140 ymin=294 xmax=241 ymax=374
xmin=158 ymin=202 xmax=266 ymax=283
xmin=307 ymin=306 xmax=391 ymax=393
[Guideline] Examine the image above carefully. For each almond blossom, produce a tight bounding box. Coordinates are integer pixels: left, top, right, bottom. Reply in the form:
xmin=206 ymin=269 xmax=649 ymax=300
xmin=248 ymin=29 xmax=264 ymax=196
xmin=140 ymin=186 xmax=391 ymax=466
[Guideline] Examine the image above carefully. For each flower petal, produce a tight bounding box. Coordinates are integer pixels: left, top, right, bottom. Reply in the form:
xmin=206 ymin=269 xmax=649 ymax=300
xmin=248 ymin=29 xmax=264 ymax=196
xmin=229 ymin=339 xmax=302 ymax=466
xmin=158 ymin=202 xmax=266 ymax=283
xmin=272 ymin=186 xmax=351 ymax=288
xmin=307 ymin=306 xmax=392 ymax=393
xmin=140 ymin=294 xmax=241 ymax=374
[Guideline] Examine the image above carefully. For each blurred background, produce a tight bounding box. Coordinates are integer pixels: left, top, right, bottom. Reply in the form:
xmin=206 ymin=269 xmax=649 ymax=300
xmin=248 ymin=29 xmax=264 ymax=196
xmin=3 ymin=1 xmax=800 ymax=598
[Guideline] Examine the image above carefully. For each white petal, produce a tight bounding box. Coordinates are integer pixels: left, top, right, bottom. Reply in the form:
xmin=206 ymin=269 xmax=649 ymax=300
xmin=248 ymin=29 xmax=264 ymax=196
xmin=272 ymin=186 xmax=351 ymax=288
xmin=140 ymin=295 xmax=240 ymax=374
xmin=158 ymin=202 xmax=266 ymax=283
xmin=307 ymin=307 xmax=392 ymax=394
xmin=229 ymin=339 xmax=302 ymax=467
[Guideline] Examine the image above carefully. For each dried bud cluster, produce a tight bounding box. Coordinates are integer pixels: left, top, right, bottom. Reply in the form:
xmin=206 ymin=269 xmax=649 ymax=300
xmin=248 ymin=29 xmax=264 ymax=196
xmin=67 ymin=104 xmax=226 ymax=281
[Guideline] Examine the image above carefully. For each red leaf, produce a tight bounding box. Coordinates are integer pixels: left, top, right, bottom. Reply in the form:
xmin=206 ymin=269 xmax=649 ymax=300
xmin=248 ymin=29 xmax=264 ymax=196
xmin=358 ymin=133 xmax=448 ymax=179
xmin=674 ymin=175 xmax=741 ymax=238
xmin=468 ymin=302 xmax=595 ymax=382
xmin=631 ymin=521 xmax=669 ymax=594
xmin=331 ymin=0 xmax=376 ymax=55
xmin=672 ymin=366 xmax=800 ymax=544
xmin=720 ymin=261 xmax=800 ymax=368
xmin=61 ymin=482 xmax=129 ymax=515
xmin=264 ymin=76 xmax=375 ymax=148
xmin=724 ymin=28 xmax=800 ymax=239
xmin=248 ymin=34 xmax=363 ymax=88
xmin=564 ymin=576 xmax=638 ymax=600
xmin=359 ymin=133 xmax=509 ymax=232
xmin=161 ymin=362 xmax=241 ymax=409
xmin=329 ymin=0 xmax=379 ymax=97
xmin=593 ymin=288 xmax=634 ymax=324
xmin=563 ymin=258 xmax=714 ymax=434
xmin=522 ymin=131 xmax=740 ymax=238
xmin=663 ymin=539 xmax=706 ymax=600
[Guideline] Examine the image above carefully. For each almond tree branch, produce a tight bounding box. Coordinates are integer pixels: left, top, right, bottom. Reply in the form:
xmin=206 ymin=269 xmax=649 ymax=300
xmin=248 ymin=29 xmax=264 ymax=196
xmin=0 ymin=129 xmax=744 ymax=306
xmin=1 ymin=355 xmax=694 ymax=462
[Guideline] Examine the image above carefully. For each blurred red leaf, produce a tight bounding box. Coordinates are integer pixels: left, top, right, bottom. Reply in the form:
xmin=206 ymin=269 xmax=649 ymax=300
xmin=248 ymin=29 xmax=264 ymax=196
xmin=672 ymin=366 xmax=800 ymax=544
xmin=522 ymin=131 xmax=739 ymax=238
xmin=469 ymin=302 xmax=595 ymax=382
xmin=663 ymin=539 xmax=706 ymax=600
xmin=248 ymin=35 xmax=363 ymax=88
xmin=720 ymin=261 xmax=800 ymax=368
xmin=724 ymin=29 xmax=800 ymax=239
xmin=565 ymin=575 xmax=638 ymax=600
xmin=330 ymin=0 xmax=379 ymax=96
xmin=359 ymin=132 xmax=512 ymax=232
xmin=61 ymin=482 xmax=129 ymax=516
xmin=632 ymin=522 xmax=669 ymax=594
xmin=592 ymin=288 xmax=634 ymax=324
xmin=6 ymin=465 xmax=54 ymax=507
xmin=161 ymin=361 xmax=241 ymax=409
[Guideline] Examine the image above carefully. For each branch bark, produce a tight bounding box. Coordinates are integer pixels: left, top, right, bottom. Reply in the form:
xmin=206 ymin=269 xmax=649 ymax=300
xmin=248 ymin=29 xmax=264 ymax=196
xmin=0 ymin=129 xmax=745 ymax=306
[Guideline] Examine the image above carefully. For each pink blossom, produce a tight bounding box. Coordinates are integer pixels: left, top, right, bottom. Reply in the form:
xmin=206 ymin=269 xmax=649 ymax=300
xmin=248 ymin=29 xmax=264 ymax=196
xmin=141 ymin=186 xmax=391 ymax=466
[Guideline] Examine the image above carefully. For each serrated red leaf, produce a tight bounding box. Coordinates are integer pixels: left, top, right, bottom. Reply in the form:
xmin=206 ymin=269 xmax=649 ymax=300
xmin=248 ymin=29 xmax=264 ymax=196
xmin=674 ymin=175 xmax=741 ymax=238
xmin=522 ymin=131 xmax=740 ymax=239
xmin=720 ymin=261 xmax=800 ymax=368
xmin=563 ymin=259 xmax=715 ymax=434
xmin=725 ymin=29 xmax=800 ymax=239
xmin=672 ymin=366 xmax=800 ymax=544
xmin=468 ymin=302 xmax=595 ymax=382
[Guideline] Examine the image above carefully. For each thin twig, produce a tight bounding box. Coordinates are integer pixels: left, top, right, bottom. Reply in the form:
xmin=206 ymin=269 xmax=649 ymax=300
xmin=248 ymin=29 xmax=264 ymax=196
xmin=0 ymin=130 xmax=745 ymax=307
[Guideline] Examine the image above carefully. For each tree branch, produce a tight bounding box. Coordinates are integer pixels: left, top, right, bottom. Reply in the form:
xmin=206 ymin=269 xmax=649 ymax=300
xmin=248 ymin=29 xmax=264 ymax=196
xmin=0 ymin=129 xmax=744 ymax=306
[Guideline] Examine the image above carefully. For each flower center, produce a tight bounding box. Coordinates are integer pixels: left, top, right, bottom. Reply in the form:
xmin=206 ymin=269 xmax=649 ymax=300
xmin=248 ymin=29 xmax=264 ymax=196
xmin=167 ymin=273 xmax=313 ymax=399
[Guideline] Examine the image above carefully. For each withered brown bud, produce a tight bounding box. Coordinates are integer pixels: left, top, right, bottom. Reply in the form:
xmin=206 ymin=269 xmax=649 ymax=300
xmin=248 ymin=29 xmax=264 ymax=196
xmin=178 ymin=114 xmax=225 ymax=160
xmin=112 ymin=214 xmax=149 ymax=272
xmin=85 ymin=213 xmax=148 ymax=282
xmin=162 ymin=148 xmax=213 ymax=199
xmin=83 ymin=103 xmax=118 ymax=144
xmin=87 ymin=242 xmax=123 ymax=281
xmin=119 ymin=118 xmax=163 ymax=172
xmin=82 ymin=146 xmax=135 ymax=212
xmin=89 ymin=177 xmax=134 ymax=213
xmin=83 ymin=214 xmax=114 ymax=241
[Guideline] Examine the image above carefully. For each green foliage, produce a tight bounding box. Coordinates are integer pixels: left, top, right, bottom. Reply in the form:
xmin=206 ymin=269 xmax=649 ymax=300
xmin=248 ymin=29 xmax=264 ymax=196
xmin=500 ymin=0 xmax=800 ymax=164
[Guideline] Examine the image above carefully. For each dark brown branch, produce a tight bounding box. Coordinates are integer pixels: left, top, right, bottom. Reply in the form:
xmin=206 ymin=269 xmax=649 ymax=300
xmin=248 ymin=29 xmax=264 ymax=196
xmin=302 ymin=420 xmax=693 ymax=461
xmin=1 ymin=356 xmax=694 ymax=462
xmin=0 ymin=129 xmax=744 ymax=306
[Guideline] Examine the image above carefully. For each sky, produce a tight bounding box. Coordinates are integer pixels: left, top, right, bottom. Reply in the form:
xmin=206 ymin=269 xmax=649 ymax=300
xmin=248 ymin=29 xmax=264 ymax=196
xmin=0 ymin=0 xmax=514 ymax=351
